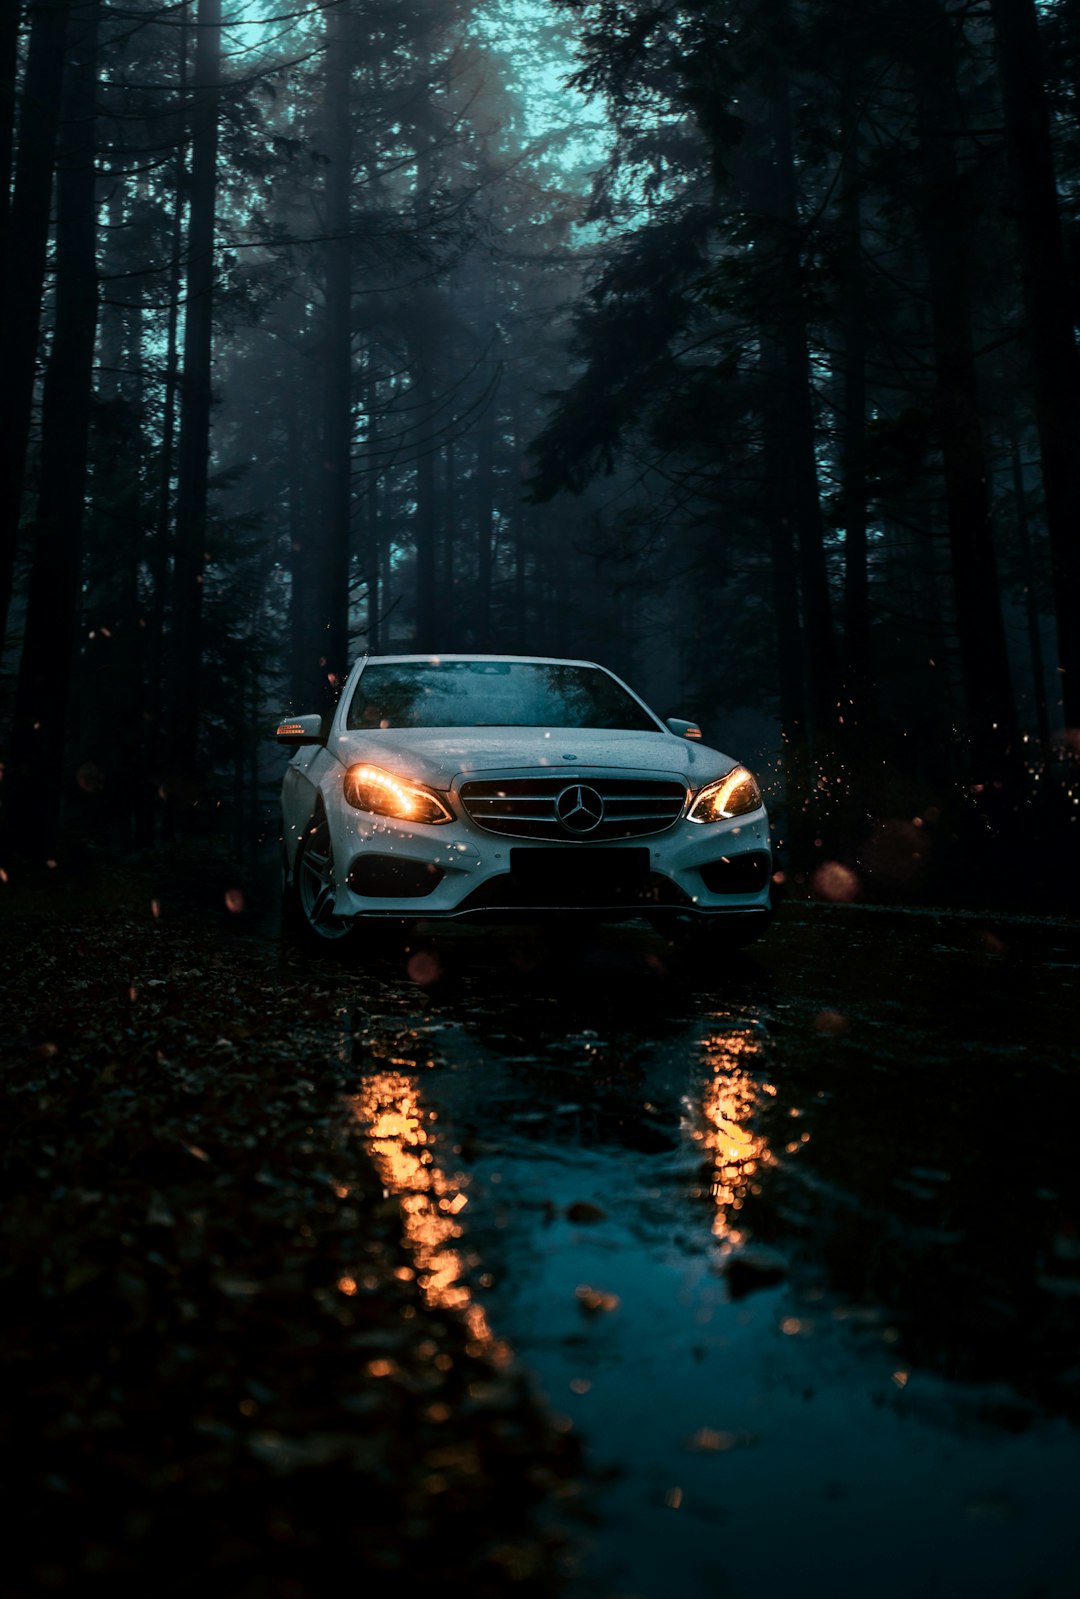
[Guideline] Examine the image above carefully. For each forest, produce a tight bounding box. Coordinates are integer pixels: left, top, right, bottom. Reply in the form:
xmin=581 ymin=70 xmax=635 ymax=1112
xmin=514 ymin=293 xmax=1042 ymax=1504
xmin=0 ymin=0 xmax=1078 ymax=903
xmin=4 ymin=6 xmax=1080 ymax=1589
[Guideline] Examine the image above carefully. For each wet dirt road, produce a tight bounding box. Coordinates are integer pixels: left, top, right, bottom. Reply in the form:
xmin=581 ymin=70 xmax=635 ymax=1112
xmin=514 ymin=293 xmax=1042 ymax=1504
xmin=323 ymin=903 xmax=1080 ymax=1599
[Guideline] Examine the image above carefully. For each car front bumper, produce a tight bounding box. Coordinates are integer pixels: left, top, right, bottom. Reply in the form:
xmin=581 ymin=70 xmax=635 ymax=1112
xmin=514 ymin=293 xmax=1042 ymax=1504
xmin=324 ymin=776 xmax=772 ymax=923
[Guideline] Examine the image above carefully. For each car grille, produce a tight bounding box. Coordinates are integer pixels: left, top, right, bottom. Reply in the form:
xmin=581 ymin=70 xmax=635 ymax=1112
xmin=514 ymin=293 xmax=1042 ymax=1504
xmin=458 ymin=775 xmax=687 ymax=842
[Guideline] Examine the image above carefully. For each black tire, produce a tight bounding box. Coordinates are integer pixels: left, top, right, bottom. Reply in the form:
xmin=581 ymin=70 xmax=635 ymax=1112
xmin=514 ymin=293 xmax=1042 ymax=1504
xmin=283 ymin=811 xmax=356 ymax=948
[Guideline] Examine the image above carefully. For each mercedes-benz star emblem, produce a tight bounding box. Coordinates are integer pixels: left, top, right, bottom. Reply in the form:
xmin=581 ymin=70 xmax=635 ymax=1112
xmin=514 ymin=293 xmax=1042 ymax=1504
xmin=555 ymin=783 xmax=604 ymax=835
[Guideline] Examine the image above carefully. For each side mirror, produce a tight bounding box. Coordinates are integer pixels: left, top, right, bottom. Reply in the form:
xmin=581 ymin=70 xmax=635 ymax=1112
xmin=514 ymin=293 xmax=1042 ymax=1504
xmin=666 ymin=717 xmax=702 ymax=741
xmin=275 ymin=713 xmax=324 ymax=747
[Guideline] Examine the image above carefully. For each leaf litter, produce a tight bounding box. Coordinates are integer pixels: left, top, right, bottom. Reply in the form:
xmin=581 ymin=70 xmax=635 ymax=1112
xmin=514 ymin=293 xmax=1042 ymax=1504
xmin=0 ymin=909 xmax=580 ymax=1596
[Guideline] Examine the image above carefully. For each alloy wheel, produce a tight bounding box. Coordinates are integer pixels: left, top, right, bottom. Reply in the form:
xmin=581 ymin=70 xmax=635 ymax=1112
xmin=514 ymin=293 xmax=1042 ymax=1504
xmin=297 ymin=819 xmax=352 ymax=940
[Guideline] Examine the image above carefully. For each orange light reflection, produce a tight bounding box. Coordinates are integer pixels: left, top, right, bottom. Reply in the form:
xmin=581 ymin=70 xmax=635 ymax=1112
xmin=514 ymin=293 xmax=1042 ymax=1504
xmin=351 ymin=1071 xmax=507 ymax=1364
xmin=689 ymin=1028 xmax=774 ymax=1251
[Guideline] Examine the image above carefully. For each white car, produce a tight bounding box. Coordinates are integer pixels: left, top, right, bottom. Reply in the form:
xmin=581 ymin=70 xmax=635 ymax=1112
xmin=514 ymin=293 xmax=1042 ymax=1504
xmin=276 ymin=654 xmax=772 ymax=948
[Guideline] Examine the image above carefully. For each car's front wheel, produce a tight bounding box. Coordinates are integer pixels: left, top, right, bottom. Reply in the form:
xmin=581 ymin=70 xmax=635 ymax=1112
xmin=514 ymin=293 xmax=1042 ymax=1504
xmin=284 ymin=812 xmax=355 ymax=947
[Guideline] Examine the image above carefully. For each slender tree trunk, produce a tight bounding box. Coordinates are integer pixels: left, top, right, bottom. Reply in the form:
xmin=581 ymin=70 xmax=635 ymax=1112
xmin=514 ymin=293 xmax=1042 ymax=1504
xmin=144 ymin=6 xmax=188 ymax=836
xmin=167 ymin=0 xmax=220 ymax=811
xmin=286 ymin=352 xmax=318 ymax=707
xmin=761 ymin=340 xmax=813 ymax=863
xmin=6 ymin=4 xmax=98 ymax=860
xmin=380 ymin=523 xmax=392 ymax=649
xmin=511 ymin=411 xmax=527 ymax=642
xmin=364 ymin=363 xmax=381 ymax=653
xmin=411 ymin=133 xmax=439 ymax=649
xmin=412 ymin=351 xmax=438 ymax=646
xmin=552 ymin=512 xmax=568 ymax=655
xmin=838 ymin=93 xmax=871 ymax=717
xmin=0 ymin=0 xmax=23 ymax=247
xmin=1007 ymin=403 xmax=1052 ymax=757
xmin=764 ymin=68 xmax=838 ymax=748
xmin=320 ymin=0 xmax=353 ymax=698
xmin=739 ymin=65 xmax=822 ymax=858
xmin=918 ymin=51 xmax=1018 ymax=780
xmin=443 ymin=440 xmax=456 ymax=598
xmin=98 ymin=182 xmax=126 ymax=398
xmin=475 ymin=396 xmax=495 ymax=650
xmin=990 ymin=0 xmax=1080 ymax=735
xmin=0 ymin=0 xmax=69 ymax=654
xmin=766 ymin=68 xmax=840 ymax=748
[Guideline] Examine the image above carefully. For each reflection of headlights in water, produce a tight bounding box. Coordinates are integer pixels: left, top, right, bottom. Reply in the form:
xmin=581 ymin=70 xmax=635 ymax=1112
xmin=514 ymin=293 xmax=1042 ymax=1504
xmin=686 ymin=1028 xmax=775 ymax=1249
xmin=350 ymin=1071 xmax=507 ymax=1364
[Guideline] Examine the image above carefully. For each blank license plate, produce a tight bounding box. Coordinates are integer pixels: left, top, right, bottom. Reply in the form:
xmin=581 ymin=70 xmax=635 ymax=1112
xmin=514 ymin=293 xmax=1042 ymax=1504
xmin=510 ymin=847 xmax=650 ymax=898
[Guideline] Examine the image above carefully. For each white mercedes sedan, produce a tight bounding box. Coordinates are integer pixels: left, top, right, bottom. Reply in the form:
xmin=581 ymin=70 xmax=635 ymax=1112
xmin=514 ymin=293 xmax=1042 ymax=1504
xmin=276 ymin=654 xmax=772 ymax=948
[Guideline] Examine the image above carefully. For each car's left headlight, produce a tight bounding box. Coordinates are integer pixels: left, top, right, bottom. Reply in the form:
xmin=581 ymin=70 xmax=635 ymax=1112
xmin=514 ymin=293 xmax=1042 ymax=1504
xmin=687 ymin=766 xmax=762 ymax=823
xmin=343 ymin=765 xmax=454 ymax=824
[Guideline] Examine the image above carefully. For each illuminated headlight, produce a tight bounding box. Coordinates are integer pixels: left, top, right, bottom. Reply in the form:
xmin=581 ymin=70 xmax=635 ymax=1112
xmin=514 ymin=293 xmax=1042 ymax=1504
xmin=343 ymin=765 xmax=454 ymax=824
xmin=687 ymin=766 xmax=762 ymax=823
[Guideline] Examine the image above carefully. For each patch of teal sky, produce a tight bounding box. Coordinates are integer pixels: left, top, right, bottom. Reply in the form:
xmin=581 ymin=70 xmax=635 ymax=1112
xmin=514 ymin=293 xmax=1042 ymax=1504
xmin=217 ymin=0 xmax=610 ymax=185
xmin=473 ymin=0 xmax=611 ymax=184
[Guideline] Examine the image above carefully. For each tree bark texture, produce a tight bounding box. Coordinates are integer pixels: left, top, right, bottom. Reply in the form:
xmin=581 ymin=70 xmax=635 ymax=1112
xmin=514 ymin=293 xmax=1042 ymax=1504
xmin=167 ymin=0 xmax=221 ymax=806
xmin=918 ymin=53 xmax=1019 ymax=778
xmin=0 ymin=0 xmax=20 ymax=243
xmin=762 ymin=339 xmax=814 ymax=858
xmin=764 ymin=69 xmax=841 ymax=747
xmin=412 ymin=350 xmax=438 ymax=647
xmin=364 ymin=364 xmax=381 ymax=654
xmin=0 ymin=0 xmax=70 ymax=655
xmin=319 ymin=0 xmax=354 ymax=700
xmin=286 ymin=353 xmax=319 ymax=708
xmin=990 ymin=0 xmax=1080 ymax=735
xmin=1007 ymin=401 xmax=1052 ymax=756
xmin=146 ymin=9 xmax=188 ymax=819
xmin=838 ymin=93 xmax=871 ymax=716
xmin=6 ymin=4 xmax=98 ymax=859
xmin=475 ymin=394 xmax=496 ymax=651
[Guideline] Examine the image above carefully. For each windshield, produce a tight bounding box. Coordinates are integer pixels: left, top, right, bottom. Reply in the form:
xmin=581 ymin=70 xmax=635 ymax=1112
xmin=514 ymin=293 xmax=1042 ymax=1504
xmin=346 ymin=661 xmax=660 ymax=732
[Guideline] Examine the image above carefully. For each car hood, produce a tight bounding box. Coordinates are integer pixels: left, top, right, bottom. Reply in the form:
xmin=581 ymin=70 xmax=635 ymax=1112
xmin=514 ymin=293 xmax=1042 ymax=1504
xmin=327 ymin=726 xmax=740 ymax=788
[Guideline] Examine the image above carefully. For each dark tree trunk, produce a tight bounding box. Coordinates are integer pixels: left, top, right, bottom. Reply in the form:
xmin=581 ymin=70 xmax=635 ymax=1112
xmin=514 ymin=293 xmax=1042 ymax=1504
xmin=475 ymin=396 xmax=495 ymax=650
xmin=1007 ymin=403 xmax=1052 ymax=757
xmin=0 ymin=0 xmax=69 ymax=653
xmin=286 ymin=352 xmax=318 ymax=708
xmin=511 ymin=411 xmax=527 ymax=642
xmin=5 ymin=5 xmax=98 ymax=861
xmin=364 ymin=364 xmax=381 ymax=654
xmin=0 ymin=0 xmax=21 ymax=241
xmin=98 ymin=183 xmax=126 ymax=399
xmin=411 ymin=133 xmax=439 ymax=649
xmin=838 ymin=94 xmax=871 ymax=718
xmin=443 ymin=440 xmax=456 ymax=601
xmin=990 ymin=0 xmax=1080 ymax=735
xmin=167 ymin=0 xmax=220 ymax=812
xmin=412 ymin=351 xmax=438 ymax=647
xmin=918 ymin=51 xmax=1018 ymax=780
xmin=765 ymin=69 xmax=841 ymax=749
xmin=319 ymin=0 xmax=354 ymax=699
xmin=145 ymin=8 xmax=188 ymax=835
xmin=762 ymin=342 xmax=813 ymax=863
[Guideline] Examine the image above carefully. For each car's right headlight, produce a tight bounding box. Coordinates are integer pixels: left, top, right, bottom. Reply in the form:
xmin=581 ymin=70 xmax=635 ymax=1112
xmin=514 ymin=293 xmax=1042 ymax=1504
xmin=343 ymin=765 xmax=454 ymax=824
xmin=687 ymin=766 xmax=762 ymax=823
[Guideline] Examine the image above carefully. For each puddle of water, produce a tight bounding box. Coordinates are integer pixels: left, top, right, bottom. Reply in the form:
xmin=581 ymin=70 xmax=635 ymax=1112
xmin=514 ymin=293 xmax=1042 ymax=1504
xmin=342 ymin=933 xmax=1080 ymax=1599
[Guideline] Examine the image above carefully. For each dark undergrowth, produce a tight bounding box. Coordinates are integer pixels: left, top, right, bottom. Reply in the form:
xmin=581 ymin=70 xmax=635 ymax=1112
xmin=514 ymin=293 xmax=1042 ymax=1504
xmin=0 ymin=903 xmax=581 ymax=1598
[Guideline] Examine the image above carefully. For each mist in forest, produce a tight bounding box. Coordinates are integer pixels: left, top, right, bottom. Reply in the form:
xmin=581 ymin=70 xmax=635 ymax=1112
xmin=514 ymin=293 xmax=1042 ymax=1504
xmin=0 ymin=0 xmax=1077 ymax=906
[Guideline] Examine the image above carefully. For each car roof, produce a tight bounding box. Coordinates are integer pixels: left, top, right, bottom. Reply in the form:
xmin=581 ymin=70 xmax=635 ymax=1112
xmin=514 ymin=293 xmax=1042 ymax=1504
xmin=355 ymin=653 xmax=608 ymax=670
